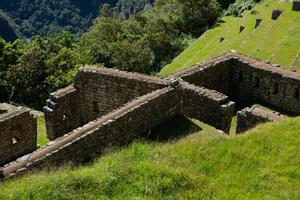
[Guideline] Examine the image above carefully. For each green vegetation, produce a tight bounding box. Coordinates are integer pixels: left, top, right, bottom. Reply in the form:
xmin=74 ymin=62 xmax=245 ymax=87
xmin=160 ymin=0 xmax=300 ymax=76
xmin=37 ymin=117 xmax=48 ymax=147
xmin=0 ymin=117 xmax=299 ymax=199
xmin=0 ymin=0 xmax=224 ymax=109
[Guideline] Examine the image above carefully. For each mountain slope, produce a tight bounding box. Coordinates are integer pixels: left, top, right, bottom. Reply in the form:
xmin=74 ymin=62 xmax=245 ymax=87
xmin=0 ymin=117 xmax=299 ymax=199
xmin=160 ymin=0 xmax=300 ymax=76
xmin=0 ymin=0 xmax=152 ymax=40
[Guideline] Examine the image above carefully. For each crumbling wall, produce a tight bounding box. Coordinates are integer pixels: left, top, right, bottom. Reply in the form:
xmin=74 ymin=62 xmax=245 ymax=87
xmin=44 ymin=67 xmax=168 ymax=140
xmin=236 ymin=105 xmax=285 ymax=133
xmin=180 ymin=83 xmax=235 ymax=133
xmin=230 ymin=57 xmax=300 ymax=114
xmin=173 ymin=52 xmax=300 ymax=115
xmin=75 ymin=67 xmax=168 ymax=124
xmin=44 ymin=85 xmax=81 ymax=140
xmin=0 ymin=105 xmax=37 ymax=166
xmin=2 ymin=88 xmax=181 ymax=178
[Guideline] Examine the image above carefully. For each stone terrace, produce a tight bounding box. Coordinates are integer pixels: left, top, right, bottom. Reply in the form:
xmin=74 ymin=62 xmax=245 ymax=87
xmin=1 ymin=51 xmax=300 ymax=180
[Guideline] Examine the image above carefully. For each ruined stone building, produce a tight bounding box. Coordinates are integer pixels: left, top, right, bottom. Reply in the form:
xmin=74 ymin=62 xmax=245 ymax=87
xmin=1 ymin=51 xmax=300 ymax=180
xmin=0 ymin=104 xmax=37 ymax=167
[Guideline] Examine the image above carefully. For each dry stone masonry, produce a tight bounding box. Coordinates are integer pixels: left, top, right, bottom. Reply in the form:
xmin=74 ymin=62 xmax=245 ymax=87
xmin=0 ymin=104 xmax=37 ymax=167
xmin=236 ymin=105 xmax=286 ymax=133
xmin=1 ymin=51 xmax=300 ymax=180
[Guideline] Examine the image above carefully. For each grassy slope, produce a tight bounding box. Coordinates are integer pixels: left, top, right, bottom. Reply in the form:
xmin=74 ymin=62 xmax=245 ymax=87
xmin=160 ymin=0 xmax=300 ymax=76
xmin=0 ymin=117 xmax=299 ymax=200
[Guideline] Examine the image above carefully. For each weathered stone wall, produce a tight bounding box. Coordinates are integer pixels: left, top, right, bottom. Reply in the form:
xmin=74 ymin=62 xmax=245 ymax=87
xmin=0 ymin=104 xmax=37 ymax=166
xmin=75 ymin=67 xmax=168 ymax=124
xmin=44 ymin=67 xmax=168 ymax=140
xmin=2 ymin=88 xmax=181 ymax=178
xmin=236 ymin=105 xmax=285 ymax=133
xmin=44 ymin=85 xmax=81 ymax=140
xmin=4 ymin=51 xmax=300 ymax=180
xmin=180 ymin=83 xmax=235 ymax=133
xmin=230 ymin=57 xmax=300 ymax=114
xmin=172 ymin=52 xmax=300 ymax=115
xmin=172 ymin=57 xmax=233 ymax=95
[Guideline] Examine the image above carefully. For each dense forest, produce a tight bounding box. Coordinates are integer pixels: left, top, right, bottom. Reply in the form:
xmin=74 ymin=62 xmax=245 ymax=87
xmin=0 ymin=0 xmax=259 ymax=109
xmin=0 ymin=0 xmax=152 ymax=39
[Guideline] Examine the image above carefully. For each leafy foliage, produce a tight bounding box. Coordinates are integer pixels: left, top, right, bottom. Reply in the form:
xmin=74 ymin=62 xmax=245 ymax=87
xmin=0 ymin=0 xmax=236 ymax=109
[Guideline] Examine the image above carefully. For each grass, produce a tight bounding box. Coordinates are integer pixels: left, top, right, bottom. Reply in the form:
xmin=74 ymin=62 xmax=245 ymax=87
xmin=37 ymin=117 xmax=49 ymax=147
xmin=0 ymin=117 xmax=299 ymax=200
xmin=160 ymin=0 xmax=300 ymax=76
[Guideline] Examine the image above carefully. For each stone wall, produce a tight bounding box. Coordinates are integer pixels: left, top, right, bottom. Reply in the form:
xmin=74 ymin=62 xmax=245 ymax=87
xmin=75 ymin=67 xmax=168 ymax=124
xmin=236 ymin=105 xmax=285 ymax=133
xmin=172 ymin=51 xmax=300 ymax=115
xmin=2 ymin=87 xmax=181 ymax=178
xmin=180 ymin=83 xmax=235 ymax=133
xmin=44 ymin=85 xmax=81 ymax=140
xmin=0 ymin=104 xmax=37 ymax=166
xmin=3 ymin=51 xmax=300 ymax=180
xmin=230 ymin=56 xmax=300 ymax=114
xmin=171 ymin=57 xmax=233 ymax=95
xmin=44 ymin=67 xmax=168 ymax=140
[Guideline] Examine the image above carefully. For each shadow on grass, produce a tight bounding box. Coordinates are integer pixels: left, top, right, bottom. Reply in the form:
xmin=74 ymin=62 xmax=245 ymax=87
xmin=143 ymin=115 xmax=202 ymax=142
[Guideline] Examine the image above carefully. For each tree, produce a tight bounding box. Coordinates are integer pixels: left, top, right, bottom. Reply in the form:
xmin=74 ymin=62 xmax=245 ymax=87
xmin=6 ymin=49 xmax=48 ymax=108
xmin=111 ymin=39 xmax=154 ymax=74
xmin=176 ymin=0 xmax=221 ymax=36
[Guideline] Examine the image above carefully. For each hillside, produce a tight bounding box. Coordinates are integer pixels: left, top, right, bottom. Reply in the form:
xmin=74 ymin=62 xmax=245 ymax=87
xmin=0 ymin=0 xmax=152 ymax=39
xmin=160 ymin=0 xmax=300 ymax=76
xmin=0 ymin=117 xmax=299 ymax=199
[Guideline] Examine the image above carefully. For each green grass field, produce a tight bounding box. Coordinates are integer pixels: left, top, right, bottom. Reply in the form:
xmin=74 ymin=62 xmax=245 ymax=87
xmin=160 ymin=0 xmax=300 ymax=76
xmin=0 ymin=117 xmax=299 ymax=199
xmin=37 ymin=117 xmax=49 ymax=147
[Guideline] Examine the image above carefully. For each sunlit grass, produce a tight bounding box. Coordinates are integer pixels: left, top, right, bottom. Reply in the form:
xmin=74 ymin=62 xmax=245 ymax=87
xmin=160 ymin=0 xmax=300 ymax=76
xmin=37 ymin=116 xmax=49 ymax=147
xmin=1 ymin=117 xmax=299 ymax=199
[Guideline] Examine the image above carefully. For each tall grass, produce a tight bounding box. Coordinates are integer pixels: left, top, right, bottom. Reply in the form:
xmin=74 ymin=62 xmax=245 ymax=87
xmin=1 ymin=117 xmax=299 ymax=200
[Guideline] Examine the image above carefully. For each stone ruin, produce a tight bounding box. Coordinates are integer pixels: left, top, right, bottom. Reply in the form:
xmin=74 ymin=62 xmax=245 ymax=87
xmin=0 ymin=104 xmax=37 ymax=167
xmin=271 ymin=9 xmax=283 ymax=20
xmin=1 ymin=51 xmax=300 ymax=180
xmin=236 ymin=105 xmax=286 ymax=133
xmin=292 ymin=0 xmax=300 ymax=11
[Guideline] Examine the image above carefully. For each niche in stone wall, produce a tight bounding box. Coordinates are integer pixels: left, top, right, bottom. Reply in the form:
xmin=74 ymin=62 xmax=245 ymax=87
xmin=93 ymin=102 xmax=100 ymax=113
xmin=293 ymin=88 xmax=300 ymax=99
xmin=238 ymin=71 xmax=244 ymax=82
xmin=272 ymin=82 xmax=279 ymax=95
xmin=254 ymin=77 xmax=261 ymax=88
